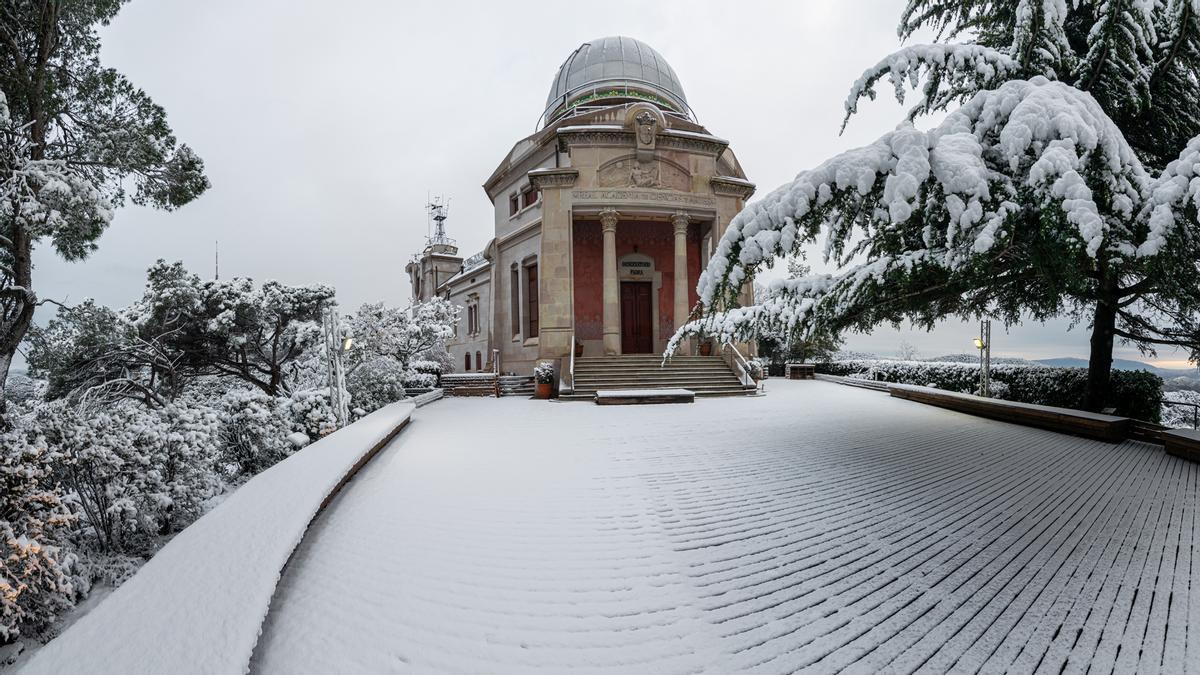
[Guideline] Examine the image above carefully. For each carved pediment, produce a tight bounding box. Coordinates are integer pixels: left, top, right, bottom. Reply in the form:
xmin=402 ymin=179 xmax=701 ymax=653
xmin=598 ymin=154 xmax=691 ymax=192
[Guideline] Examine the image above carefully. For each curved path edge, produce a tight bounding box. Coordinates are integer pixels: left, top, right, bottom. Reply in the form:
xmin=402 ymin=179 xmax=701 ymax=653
xmin=21 ymin=401 xmax=418 ymax=675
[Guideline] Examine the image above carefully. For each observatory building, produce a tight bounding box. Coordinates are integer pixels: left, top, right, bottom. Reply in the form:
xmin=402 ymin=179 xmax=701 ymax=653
xmin=407 ymin=36 xmax=755 ymax=379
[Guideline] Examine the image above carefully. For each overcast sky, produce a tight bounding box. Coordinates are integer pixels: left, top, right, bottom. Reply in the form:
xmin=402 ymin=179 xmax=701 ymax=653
xmin=28 ymin=0 xmax=1194 ymax=368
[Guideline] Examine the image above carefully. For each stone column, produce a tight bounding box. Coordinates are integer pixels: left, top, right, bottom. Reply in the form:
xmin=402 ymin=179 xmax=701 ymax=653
xmin=672 ymin=210 xmax=691 ymax=355
xmin=600 ymin=208 xmax=620 ymax=355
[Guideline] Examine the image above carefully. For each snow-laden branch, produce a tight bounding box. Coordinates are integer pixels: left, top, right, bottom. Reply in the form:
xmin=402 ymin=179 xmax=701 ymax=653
xmin=1140 ymin=134 xmax=1200 ymax=255
xmin=843 ymin=43 xmax=1020 ymax=128
xmin=677 ymin=77 xmax=1197 ymax=357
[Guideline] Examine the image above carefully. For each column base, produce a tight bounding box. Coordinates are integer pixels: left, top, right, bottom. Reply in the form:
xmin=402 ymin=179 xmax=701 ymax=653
xmin=603 ymin=332 xmax=620 ymax=355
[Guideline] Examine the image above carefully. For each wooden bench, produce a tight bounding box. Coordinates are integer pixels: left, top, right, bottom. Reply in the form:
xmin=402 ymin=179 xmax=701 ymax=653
xmin=888 ymin=384 xmax=1130 ymax=442
xmin=786 ymin=363 xmax=816 ymax=380
xmin=595 ymin=388 xmax=695 ymax=405
xmin=1163 ymin=429 xmax=1200 ymax=462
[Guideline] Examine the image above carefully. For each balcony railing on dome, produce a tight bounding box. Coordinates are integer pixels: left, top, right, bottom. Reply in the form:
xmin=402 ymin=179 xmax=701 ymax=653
xmin=540 ymin=80 xmax=696 ymax=129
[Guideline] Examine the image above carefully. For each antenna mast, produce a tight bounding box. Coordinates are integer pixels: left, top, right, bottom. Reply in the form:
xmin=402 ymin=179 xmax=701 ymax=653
xmin=214 ymin=240 xmax=219 ymax=280
xmin=425 ymin=195 xmax=455 ymax=248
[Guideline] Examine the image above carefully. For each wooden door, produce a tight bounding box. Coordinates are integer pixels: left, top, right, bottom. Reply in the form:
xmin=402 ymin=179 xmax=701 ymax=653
xmin=620 ymin=282 xmax=654 ymax=353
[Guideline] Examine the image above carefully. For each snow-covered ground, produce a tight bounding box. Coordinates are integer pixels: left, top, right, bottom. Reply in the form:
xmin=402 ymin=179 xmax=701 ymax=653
xmin=251 ymin=381 xmax=1199 ymax=673
xmin=20 ymin=401 xmax=415 ymax=675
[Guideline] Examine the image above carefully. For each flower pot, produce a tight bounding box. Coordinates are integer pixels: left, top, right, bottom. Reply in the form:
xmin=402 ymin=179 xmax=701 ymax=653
xmin=575 ymin=343 xmax=584 ymax=358
xmin=534 ymin=382 xmax=553 ymax=399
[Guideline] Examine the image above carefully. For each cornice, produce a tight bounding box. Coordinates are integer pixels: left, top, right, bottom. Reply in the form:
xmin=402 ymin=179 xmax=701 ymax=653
xmin=709 ymin=176 xmax=757 ymax=199
xmin=528 ymin=167 xmax=578 ymax=189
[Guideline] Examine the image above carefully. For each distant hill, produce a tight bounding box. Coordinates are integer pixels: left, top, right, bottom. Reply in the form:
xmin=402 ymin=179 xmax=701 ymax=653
xmin=1033 ymin=357 xmax=1196 ymax=378
xmin=926 ymin=354 xmax=1038 ymax=366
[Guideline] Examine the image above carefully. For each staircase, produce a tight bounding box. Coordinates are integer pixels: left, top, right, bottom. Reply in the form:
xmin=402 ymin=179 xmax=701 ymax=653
xmin=562 ymin=355 xmax=756 ymax=401
xmin=440 ymin=373 xmax=498 ymax=397
xmin=499 ymin=375 xmax=535 ymax=397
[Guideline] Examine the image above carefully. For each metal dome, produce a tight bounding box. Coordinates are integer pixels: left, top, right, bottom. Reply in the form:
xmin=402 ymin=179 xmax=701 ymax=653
xmin=543 ymin=37 xmax=690 ymax=124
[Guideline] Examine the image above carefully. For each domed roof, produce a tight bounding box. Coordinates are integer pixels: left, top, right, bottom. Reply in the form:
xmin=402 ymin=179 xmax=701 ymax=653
xmin=543 ymin=37 xmax=690 ymax=123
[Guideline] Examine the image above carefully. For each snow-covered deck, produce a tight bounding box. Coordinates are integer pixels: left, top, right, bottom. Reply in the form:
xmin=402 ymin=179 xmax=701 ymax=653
xmin=251 ymin=380 xmax=1200 ymax=673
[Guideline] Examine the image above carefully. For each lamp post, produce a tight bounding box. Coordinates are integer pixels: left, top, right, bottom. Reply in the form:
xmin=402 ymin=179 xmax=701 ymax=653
xmin=974 ymin=319 xmax=991 ymax=397
xmin=324 ymin=308 xmax=352 ymax=428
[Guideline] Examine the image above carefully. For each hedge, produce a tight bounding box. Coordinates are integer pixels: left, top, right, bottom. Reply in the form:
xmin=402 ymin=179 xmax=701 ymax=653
xmin=816 ymin=359 xmax=1163 ymax=423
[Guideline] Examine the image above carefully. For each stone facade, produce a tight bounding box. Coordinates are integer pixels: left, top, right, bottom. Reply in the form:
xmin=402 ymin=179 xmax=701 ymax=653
xmin=407 ymin=37 xmax=754 ymax=380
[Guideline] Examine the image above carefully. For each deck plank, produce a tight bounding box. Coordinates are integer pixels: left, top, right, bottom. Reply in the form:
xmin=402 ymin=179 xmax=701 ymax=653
xmin=251 ymin=381 xmax=1200 ymax=674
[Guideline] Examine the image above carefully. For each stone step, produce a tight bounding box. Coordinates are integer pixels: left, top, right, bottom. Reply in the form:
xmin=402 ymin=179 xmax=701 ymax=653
xmin=559 ymin=387 xmax=754 ymax=401
xmin=571 ymin=367 xmax=729 ymax=372
xmin=576 ymin=355 xmax=715 ymax=360
xmin=573 ymin=377 xmax=743 ymax=387
xmin=574 ymin=368 xmax=734 ymax=376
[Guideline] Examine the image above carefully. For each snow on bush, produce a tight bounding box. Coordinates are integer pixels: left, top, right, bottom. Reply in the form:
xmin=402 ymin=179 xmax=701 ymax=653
xmin=284 ymin=388 xmax=340 ymax=439
xmin=534 ymin=362 xmax=555 ymax=384
xmin=217 ymin=390 xmax=293 ymax=478
xmin=346 ymin=358 xmax=407 ymax=414
xmin=0 ymin=431 xmax=80 ymax=642
xmin=400 ymin=371 xmax=436 ymax=390
xmin=3 ymin=373 xmax=45 ymax=406
xmin=818 ymin=359 xmax=1163 ymax=422
xmin=36 ymin=401 xmax=221 ymax=554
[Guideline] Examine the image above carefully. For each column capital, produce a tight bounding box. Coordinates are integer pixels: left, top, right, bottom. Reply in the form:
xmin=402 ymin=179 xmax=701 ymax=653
xmin=671 ymin=210 xmax=691 ymax=234
xmin=599 ymin=208 xmax=620 ymax=232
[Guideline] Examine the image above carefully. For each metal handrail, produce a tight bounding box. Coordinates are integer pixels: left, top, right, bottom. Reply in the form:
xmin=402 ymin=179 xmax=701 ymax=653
xmin=565 ymin=332 xmax=576 ymax=394
xmin=540 ymin=86 xmax=696 ymax=129
xmin=1163 ymin=399 xmax=1200 ymax=429
xmin=722 ymin=342 xmax=756 ymax=388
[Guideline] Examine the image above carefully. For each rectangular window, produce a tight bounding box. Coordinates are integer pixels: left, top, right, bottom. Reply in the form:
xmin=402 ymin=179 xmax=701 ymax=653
xmin=510 ymin=268 xmax=520 ymax=337
xmin=526 ymin=264 xmax=539 ymax=338
xmin=522 ymin=188 xmax=539 ymax=209
xmin=509 ymin=194 xmax=519 ymax=216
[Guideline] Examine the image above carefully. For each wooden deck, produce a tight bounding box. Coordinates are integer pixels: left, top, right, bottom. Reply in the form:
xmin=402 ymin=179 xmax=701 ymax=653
xmin=253 ymin=380 xmax=1200 ymax=673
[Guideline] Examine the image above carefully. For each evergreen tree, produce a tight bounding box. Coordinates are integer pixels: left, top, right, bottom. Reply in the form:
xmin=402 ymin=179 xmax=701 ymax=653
xmin=674 ymin=0 xmax=1200 ymax=412
xmin=0 ymin=1 xmax=208 ymax=419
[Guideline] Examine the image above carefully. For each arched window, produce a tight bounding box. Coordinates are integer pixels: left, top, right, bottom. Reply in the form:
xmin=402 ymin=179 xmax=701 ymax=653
xmin=464 ymin=352 xmax=471 ymax=371
xmin=475 ymin=351 xmax=482 ymax=371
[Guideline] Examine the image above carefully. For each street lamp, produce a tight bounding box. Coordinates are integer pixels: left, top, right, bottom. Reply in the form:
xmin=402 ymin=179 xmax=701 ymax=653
xmin=975 ymin=320 xmax=991 ymax=397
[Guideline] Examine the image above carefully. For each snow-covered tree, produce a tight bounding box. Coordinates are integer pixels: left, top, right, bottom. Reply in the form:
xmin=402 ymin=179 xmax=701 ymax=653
xmin=129 ymin=261 xmax=333 ymax=397
xmin=0 ymin=429 xmax=78 ymax=642
xmin=344 ymin=299 xmax=459 ymax=374
xmin=25 ymin=299 xmax=179 ymax=406
xmin=673 ymin=2 xmax=1200 ymax=411
xmin=0 ymin=3 xmax=209 ymax=417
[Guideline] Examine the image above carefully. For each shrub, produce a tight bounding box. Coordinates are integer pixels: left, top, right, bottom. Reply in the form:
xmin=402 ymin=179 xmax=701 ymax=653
xmin=0 ymin=431 xmax=80 ymax=642
xmin=409 ymin=359 xmax=444 ymax=376
xmin=38 ymin=401 xmax=222 ymax=553
xmin=534 ymin=362 xmax=555 ymax=384
xmin=217 ymin=389 xmax=293 ymax=477
xmin=285 ymin=388 xmax=339 ymax=438
xmin=817 ymin=360 xmax=1163 ymax=422
xmin=346 ymin=359 xmax=407 ymax=413
xmin=401 ymin=371 xmax=436 ymax=390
